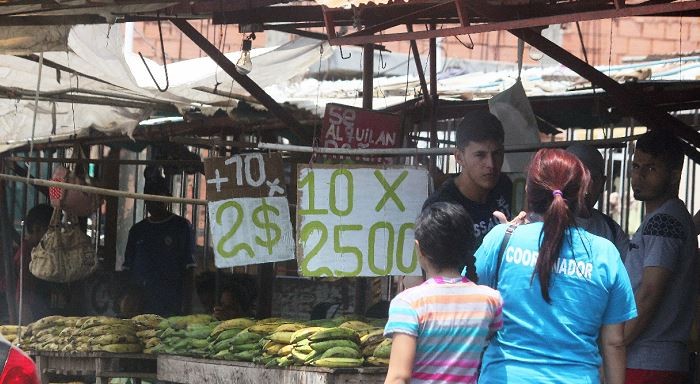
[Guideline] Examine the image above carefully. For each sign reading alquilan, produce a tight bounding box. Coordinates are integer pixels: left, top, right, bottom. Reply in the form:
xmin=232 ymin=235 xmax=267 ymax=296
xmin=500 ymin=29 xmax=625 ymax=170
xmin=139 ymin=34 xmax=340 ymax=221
xmin=296 ymin=165 xmax=428 ymax=277
xmin=322 ymin=103 xmax=402 ymax=163
xmin=205 ymin=153 xmax=294 ymax=268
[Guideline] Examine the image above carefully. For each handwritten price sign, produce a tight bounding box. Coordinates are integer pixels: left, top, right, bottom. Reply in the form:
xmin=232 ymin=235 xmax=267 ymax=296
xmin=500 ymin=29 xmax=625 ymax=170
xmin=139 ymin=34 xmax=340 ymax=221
xmin=205 ymin=153 xmax=295 ymax=268
xmin=208 ymin=197 xmax=294 ymax=268
xmin=296 ymin=165 xmax=428 ymax=277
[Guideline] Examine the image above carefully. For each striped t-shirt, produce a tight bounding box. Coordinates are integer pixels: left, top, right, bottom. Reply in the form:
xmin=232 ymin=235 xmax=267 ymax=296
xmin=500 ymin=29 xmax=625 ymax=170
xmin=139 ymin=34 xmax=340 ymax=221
xmin=384 ymin=276 xmax=503 ymax=383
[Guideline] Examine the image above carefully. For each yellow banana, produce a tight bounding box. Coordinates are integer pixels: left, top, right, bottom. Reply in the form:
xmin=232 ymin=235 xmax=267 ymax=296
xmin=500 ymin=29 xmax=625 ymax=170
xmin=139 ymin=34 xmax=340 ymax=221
xmin=93 ymin=343 xmax=142 ymax=353
xmin=290 ymin=327 xmax=327 ymax=344
xmin=360 ymin=329 xmax=385 ymax=346
xmin=312 ymin=357 xmax=364 ymax=368
xmin=277 ymin=344 xmax=294 ymax=357
xmin=268 ymin=331 xmax=294 ymax=345
xmin=366 ymin=356 xmax=390 ymax=366
xmin=308 ymin=327 xmax=359 ymax=343
xmin=274 ymin=323 xmax=307 ymax=333
xmin=339 ymin=321 xmax=373 ymax=332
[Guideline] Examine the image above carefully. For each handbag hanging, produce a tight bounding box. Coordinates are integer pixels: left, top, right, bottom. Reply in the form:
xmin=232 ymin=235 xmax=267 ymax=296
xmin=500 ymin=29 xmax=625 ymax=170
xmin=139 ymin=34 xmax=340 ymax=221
xmin=30 ymin=207 xmax=98 ymax=283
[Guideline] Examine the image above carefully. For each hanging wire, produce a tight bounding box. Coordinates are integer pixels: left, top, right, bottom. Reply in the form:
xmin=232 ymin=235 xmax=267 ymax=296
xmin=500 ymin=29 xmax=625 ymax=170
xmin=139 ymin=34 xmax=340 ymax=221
xmin=454 ymin=34 xmax=474 ymax=50
xmin=138 ymin=14 xmax=170 ymax=92
xmin=379 ymin=46 xmax=387 ymax=70
xmin=404 ymin=45 xmax=412 ymax=102
xmin=339 ymin=45 xmax=351 ymax=59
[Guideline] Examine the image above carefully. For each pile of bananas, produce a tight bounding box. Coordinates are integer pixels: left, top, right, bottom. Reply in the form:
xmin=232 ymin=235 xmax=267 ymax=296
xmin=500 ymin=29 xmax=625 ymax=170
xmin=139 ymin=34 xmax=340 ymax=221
xmin=69 ymin=316 xmax=142 ymax=353
xmin=22 ymin=316 xmax=80 ymax=351
xmin=0 ymin=325 xmax=26 ymax=345
xmin=207 ymin=317 xmax=257 ymax=361
xmin=151 ymin=314 xmax=217 ymax=356
xmin=131 ymin=314 xmax=164 ymax=354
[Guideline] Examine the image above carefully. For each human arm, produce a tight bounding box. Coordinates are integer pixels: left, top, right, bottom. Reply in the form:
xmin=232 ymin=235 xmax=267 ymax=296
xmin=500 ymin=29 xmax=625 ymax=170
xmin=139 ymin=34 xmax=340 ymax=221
xmin=623 ymin=266 xmax=671 ymax=345
xmin=600 ymin=323 xmax=626 ymax=384
xmin=384 ymin=333 xmax=417 ymax=384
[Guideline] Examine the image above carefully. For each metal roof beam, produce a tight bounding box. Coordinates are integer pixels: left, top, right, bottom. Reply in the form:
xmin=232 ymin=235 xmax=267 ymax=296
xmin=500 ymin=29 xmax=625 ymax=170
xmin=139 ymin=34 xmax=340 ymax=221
xmin=171 ymin=18 xmax=308 ymax=144
xmin=327 ymin=0 xmax=700 ymax=45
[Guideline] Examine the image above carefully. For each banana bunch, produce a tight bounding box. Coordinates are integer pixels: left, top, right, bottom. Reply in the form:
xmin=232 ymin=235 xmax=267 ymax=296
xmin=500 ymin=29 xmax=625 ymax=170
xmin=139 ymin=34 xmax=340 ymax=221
xmin=161 ymin=314 xmax=215 ymax=330
xmin=73 ymin=316 xmax=142 ymax=354
xmin=209 ymin=328 xmax=264 ymax=362
xmin=359 ymin=328 xmax=386 ymax=357
xmin=22 ymin=316 xmax=74 ymax=351
xmin=152 ymin=315 xmax=217 ymax=357
xmin=366 ymin=338 xmax=391 ymax=366
xmin=0 ymin=325 xmax=26 ymax=345
xmin=131 ymin=314 xmax=164 ymax=354
xmin=278 ymin=326 xmax=364 ymax=368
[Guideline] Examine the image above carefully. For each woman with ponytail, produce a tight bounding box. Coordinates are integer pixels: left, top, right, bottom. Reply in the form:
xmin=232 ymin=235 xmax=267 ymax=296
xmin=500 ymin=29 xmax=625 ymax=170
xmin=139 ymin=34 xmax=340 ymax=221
xmin=475 ymin=149 xmax=637 ymax=384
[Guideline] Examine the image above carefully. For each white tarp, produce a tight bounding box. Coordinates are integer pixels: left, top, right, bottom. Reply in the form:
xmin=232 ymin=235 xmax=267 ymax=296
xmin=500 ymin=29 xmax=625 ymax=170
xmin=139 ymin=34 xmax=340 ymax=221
xmin=0 ymin=24 xmax=330 ymax=153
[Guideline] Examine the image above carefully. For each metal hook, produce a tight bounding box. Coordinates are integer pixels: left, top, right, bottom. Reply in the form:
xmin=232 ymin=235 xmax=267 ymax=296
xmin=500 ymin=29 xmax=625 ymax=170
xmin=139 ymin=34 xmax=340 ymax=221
xmin=339 ymin=45 xmax=351 ymax=60
xmin=138 ymin=14 xmax=169 ymax=92
xmin=379 ymin=48 xmax=387 ymax=69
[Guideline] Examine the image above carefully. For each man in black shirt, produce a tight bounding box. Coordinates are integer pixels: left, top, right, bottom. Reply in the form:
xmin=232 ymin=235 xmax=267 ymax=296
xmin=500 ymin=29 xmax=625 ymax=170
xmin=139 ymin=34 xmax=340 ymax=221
xmin=423 ymin=110 xmax=512 ymax=246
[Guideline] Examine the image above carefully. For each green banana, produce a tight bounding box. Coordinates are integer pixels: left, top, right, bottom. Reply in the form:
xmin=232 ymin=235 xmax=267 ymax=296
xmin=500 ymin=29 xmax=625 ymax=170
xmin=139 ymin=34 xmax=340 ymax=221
xmin=211 ymin=328 xmax=242 ymax=343
xmin=230 ymin=330 xmax=263 ymax=345
xmin=230 ymin=342 xmax=260 ymax=353
xmin=319 ymin=346 xmax=362 ymax=359
xmin=310 ymin=339 xmax=361 ymax=353
xmin=372 ymin=339 xmax=392 ymax=359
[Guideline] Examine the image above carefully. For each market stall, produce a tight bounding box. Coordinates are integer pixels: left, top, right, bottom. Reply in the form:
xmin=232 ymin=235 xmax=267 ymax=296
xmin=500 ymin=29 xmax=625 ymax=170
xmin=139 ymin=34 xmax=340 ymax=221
xmin=157 ymin=355 xmax=386 ymax=384
xmin=31 ymin=351 xmax=156 ymax=384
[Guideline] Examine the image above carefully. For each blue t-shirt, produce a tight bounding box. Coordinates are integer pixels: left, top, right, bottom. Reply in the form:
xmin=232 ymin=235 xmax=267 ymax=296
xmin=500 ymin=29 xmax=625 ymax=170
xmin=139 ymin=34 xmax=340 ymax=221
xmin=123 ymin=214 xmax=195 ymax=317
xmin=474 ymin=222 xmax=637 ymax=383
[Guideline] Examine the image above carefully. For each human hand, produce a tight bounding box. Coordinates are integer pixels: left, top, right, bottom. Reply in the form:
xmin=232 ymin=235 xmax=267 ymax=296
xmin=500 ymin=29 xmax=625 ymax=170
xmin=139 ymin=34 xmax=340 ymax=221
xmin=493 ymin=210 xmax=528 ymax=226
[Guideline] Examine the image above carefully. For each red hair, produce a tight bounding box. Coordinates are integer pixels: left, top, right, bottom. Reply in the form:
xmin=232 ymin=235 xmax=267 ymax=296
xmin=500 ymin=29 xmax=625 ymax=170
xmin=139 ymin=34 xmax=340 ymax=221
xmin=526 ymin=148 xmax=590 ymax=303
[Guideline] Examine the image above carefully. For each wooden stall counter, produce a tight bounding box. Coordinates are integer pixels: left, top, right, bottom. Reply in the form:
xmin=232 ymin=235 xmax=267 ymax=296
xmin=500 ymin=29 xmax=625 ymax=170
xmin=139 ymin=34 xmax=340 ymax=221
xmin=157 ymin=355 xmax=388 ymax=384
xmin=31 ymin=351 xmax=157 ymax=384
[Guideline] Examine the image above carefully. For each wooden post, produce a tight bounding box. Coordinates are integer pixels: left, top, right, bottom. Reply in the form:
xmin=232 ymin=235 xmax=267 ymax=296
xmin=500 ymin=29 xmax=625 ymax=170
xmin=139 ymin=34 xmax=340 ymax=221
xmin=0 ymin=178 xmax=17 ymax=324
xmin=429 ymin=24 xmax=439 ymax=150
xmin=362 ymin=44 xmax=374 ymax=110
xmin=101 ymin=148 xmax=120 ymax=272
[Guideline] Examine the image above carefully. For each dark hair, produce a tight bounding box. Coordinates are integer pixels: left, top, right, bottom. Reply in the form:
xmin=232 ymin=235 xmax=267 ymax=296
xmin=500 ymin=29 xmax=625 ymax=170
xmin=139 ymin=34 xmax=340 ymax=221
xmin=635 ymin=129 xmax=685 ymax=171
xmin=24 ymin=203 xmax=53 ymax=232
xmin=455 ymin=110 xmax=504 ymax=149
xmin=526 ymin=149 xmax=590 ymax=303
xmin=415 ymin=202 xmax=477 ymax=281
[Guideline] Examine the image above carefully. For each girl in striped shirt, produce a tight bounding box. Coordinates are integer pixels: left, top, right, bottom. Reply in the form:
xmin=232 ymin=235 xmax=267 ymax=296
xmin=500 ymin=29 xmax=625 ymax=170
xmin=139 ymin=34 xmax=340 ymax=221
xmin=384 ymin=202 xmax=503 ymax=384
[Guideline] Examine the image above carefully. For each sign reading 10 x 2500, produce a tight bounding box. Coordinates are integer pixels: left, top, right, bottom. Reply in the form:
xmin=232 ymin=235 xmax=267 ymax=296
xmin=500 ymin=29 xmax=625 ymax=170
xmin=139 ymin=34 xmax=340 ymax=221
xmin=296 ymin=166 xmax=427 ymax=277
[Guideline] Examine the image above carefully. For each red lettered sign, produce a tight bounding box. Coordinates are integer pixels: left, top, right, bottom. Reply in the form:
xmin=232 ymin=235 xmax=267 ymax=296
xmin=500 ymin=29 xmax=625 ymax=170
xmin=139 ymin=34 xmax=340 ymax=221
xmin=321 ymin=103 xmax=401 ymax=163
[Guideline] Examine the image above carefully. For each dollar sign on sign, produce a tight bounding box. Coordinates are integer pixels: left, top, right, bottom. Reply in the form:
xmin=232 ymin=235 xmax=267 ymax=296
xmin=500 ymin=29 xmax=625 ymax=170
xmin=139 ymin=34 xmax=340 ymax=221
xmin=252 ymin=198 xmax=282 ymax=255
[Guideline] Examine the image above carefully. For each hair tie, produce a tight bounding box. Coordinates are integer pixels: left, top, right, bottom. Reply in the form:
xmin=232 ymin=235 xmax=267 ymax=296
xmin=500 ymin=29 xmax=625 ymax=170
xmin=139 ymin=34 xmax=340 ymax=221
xmin=552 ymin=190 xmax=563 ymax=198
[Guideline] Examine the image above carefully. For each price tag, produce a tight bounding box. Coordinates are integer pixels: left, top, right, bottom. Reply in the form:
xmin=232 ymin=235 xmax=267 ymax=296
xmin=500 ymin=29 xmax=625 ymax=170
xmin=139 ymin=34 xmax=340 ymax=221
xmin=208 ymin=197 xmax=295 ymax=268
xmin=296 ymin=165 xmax=428 ymax=277
xmin=205 ymin=153 xmax=294 ymax=268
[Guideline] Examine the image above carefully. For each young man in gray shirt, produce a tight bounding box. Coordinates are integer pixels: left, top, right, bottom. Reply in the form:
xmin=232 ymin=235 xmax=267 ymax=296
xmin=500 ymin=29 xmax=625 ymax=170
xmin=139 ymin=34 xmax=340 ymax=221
xmin=623 ymin=130 xmax=698 ymax=383
xmin=567 ymin=143 xmax=629 ymax=260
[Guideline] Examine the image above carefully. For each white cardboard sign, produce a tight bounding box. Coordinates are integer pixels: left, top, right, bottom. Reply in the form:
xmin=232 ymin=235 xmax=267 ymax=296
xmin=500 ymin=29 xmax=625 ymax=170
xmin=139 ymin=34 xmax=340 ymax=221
xmin=208 ymin=196 xmax=295 ymax=268
xmin=296 ymin=165 xmax=428 ymax=277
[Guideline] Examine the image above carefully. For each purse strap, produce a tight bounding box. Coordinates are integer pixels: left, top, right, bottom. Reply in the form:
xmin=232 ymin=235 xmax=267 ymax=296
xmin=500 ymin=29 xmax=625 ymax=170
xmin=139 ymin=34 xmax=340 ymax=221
xmin=49 ymin=207 xmax=62 ymax=227
xmin=494 ymin=223 xmax=518 ymax=289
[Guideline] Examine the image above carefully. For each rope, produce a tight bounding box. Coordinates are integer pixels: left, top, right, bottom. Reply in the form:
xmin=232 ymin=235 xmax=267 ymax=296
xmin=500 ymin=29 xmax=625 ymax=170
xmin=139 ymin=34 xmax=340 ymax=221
xmin=0 ymin=174 xmax=207 ymax=205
